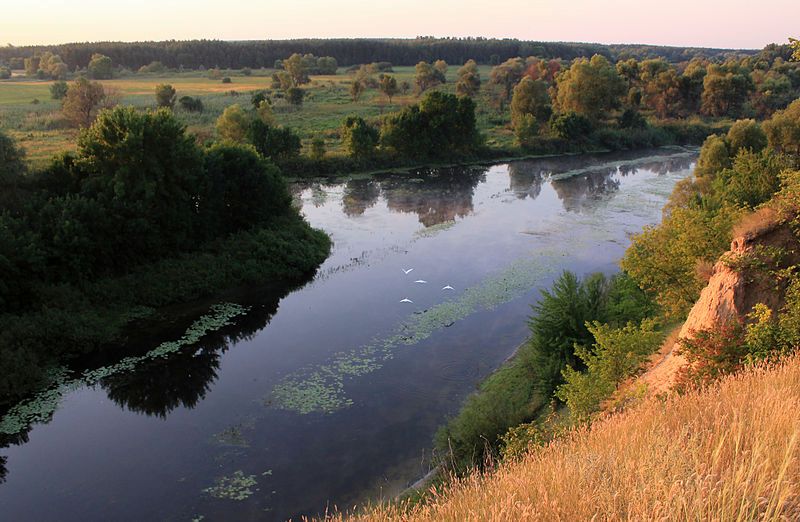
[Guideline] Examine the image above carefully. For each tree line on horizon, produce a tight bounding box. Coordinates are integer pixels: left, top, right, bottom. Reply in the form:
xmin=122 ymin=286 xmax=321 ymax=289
xmin=0 ymin=37 xmax=757 ymax=72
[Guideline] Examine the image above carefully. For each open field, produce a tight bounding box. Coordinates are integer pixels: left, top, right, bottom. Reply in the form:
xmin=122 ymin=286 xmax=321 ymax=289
xmin=0 ymin=65 xmax=513 ymax=167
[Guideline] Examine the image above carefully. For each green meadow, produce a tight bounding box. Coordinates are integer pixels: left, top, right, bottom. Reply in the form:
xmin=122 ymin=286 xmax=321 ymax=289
xmin=0 ymin=65 xmax=513 ymax=167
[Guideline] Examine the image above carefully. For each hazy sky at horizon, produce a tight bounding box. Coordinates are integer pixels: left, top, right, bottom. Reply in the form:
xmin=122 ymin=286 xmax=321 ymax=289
xmin=1 ymin=0 xmax=797 ymax=49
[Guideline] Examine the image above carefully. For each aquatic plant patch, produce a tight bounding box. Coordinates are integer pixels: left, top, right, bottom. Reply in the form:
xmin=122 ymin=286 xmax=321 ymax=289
xmin=202 ymin=470 xmax=258 ymax=501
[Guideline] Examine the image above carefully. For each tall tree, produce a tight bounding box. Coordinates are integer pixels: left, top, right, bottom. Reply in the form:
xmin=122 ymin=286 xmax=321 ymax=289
xmin=700 ymin=63 xmax=755 ymax=117
xmin=61 ymin=77 xmax=106 ymax=127
xmin=379 ymin=74 xmax=399 ymax=103
xmin=553 ymin=55 xmax=626 ymax=122
xmin=87 ymin=53 xmax=113 ymax=79
xmin=155 ymin=84 xmax=177 ymax=109
xmin=414 ymin=61 xmax=445 ymax=94
xmin=510 ymin=77 xmax=552 ymax=144
xmin=456 ymin=59 xmax=481 ymax=97
xmin=216 ymin=104 xmax=250 ymax=143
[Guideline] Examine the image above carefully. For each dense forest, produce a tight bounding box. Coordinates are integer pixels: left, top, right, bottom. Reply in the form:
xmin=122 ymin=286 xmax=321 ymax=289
xmin=0 ymin=37 xmax=755 ymax=71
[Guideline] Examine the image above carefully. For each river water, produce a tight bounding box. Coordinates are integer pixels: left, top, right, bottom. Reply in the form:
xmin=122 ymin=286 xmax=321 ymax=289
xmin=0 ymin=148 xmax=695 ymax=521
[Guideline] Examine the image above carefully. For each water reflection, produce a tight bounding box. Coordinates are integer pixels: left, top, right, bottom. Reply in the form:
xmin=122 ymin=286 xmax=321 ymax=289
xmin=342 ymin=180 xmax=380 ymax=217
xmin=380 ymin=166 xmax=487 ymax=226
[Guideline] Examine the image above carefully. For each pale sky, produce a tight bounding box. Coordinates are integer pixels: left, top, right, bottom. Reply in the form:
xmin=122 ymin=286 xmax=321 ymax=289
xmin=1 ymin=0 xmax=797 ymax=49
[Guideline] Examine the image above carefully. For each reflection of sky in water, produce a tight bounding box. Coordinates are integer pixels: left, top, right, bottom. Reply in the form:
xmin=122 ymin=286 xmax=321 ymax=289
xmin=0 ymin=148 xmax=695 ymax=522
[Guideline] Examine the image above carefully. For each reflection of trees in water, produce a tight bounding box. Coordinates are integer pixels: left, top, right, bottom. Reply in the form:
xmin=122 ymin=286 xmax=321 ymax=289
xmin=0 ymin=430 xmax=30 ymax=485
xmin=342 ymin=180 xmax=381 ymax=217
xmin=378 ymin=166 xmax=486 ymax=227
xmin=101 ymin=347 xmax=222 ymax=418
xmin=507 ymin=163 xmax=547 ymax=200
xmin=0 ymin=282 xmax=296 ymax=483
xmin=552 ymin=169 xmax=622 ymax=213
xmin=101 ymin=287 xmax=285 ymax=418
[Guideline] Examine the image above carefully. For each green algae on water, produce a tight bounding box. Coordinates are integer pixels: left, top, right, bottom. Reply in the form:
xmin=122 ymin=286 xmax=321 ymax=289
xmin=202 ymin=470 xmax=258 ymax=501
xmin=268 ymin=254 xmax=562 ymax=415
xmin=0 ymin=303 xmax=249 ymax=436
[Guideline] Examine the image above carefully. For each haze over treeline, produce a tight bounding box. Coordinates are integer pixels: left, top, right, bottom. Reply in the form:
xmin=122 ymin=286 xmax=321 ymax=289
xmin=0 ymin=38 xmax=758 ymax=71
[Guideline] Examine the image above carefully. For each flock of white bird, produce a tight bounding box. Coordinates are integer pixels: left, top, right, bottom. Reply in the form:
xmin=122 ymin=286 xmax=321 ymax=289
xmin=400 ymin=268 xmax=454 ymax=303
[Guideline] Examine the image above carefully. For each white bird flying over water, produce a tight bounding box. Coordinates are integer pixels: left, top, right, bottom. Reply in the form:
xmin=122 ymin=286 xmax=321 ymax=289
xmin=442 ymin=285 xmax=454 ymax=290
xmin=400 ymin=298 xmax=413 ymax=303
xmin=402 ymin=268 xmax=414 ymax=274
xmin=415 ymin=280 xmax=428 ymax=284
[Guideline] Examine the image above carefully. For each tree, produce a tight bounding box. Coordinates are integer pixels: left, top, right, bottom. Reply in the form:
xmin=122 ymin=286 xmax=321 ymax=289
xmin=694 ymin=134 xmax=731 ymax=179
xmin=414 ymin=61 xmax=445 ymax=94
xmin=341 ymin=115 xmax=378 ymax=158
xmin=350 ymin=79 xmax=365 ymax=102
xmin=700 ymin=63 xmax=755 ymax=117
xmin=247 ymin=120 xmax=301 ymax=160
xmin=0 ymin=67 xmax=10 ymax=80
xmin=201 ymin=143 xmax=292 ymax=236
xmin=38 ymin=52 xmax=68 ymax=80
xmin=49 ymin=80 xmax=68 ymax=100
xmin=489 ymin=57 xmax=525 ymax=102
xmin=216 ymin=104 xmax=250 ymax=143
xmin=255 ymin=101 xmax=275 ymax=126
xmin=310 ymin=136 xmax=326 ymax=160
xmin=286 ymin=87 xmax=304 ymax=107
xmin=510 ymin=77 xmax=552 ymax=143
xmin=283 ymin=53 xmax=309 ymax=85
xmin=24 ymin=56 xmax=39 ymax=77
xmin=380 ymin=91 xmax=480 ymax=159
xmin=553 ymin=55 xmax=626 ymax=123
xmin=178 ymin=96 xmax=203 ymax=112
xmin=726 ymin=119 xmax=767 ymax=155
xmin=155 ymin=84 xmax=177 ymax=109
xmin=379 ymin=74 xmax=399 ymax=103
xmin=87 ymin=53 xmax=113 ymax=79
xmin=433 ymin=59 xmax=448 ymax=76
xmin=763 ymin=99 xmax=800 ymax=155
xmin=61 ymin=77 xmax=106 ymax=127
xmin=317 ymin=56 xmax=338 ymax=75
xmin=549 ymin=112 xmax=593 ymax=141
xmin=72 ymin=106 xmax=203 ymax=260
xmin=790 ymin=37 xmax=799 ymax=61
xmin=456 ymin=59 xmax=481 ymax=97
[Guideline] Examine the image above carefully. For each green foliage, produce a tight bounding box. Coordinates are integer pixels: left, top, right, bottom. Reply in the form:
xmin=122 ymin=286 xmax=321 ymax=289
xmin=216 ymin=104 xmax=249 ymax=142
xmin=694 ymin=134 xmax=731 ymax=178
xmin=154 ymin=83 xmax=177 ymax=109
xmin=381 ymin=91 xmax=481 ymax=159
xmin=286 ymin=87 xmax=304 ymax=106
xmin=621 ymin=205 xmax=740 ymax=318
xmin=711 ymin=150 xmax=792 ymax=208
xmin=510 ymin=78 xmax=551 ymax=145
xmin=379 ymin=74 xmax=398 ymax=102
xmin=553 ymin=55 xmax=626 ymax=122
xmin=726 ymin=119 xmax=767 ymax=155
xmin=310 ymin=136 xmax=326 ymax=160
xmin=456 ymin=59 xmax=481 ymax=98
xmin=700 ymin=63 xmax=754 ymax=118
xmin=549 ymin=111 xmax=593 ymax=141
xmin=341 ymin=115 xmax=378 ymax=158
xmin=557 ymin=320 xmax=662 ymax=421
xmin=0 ymin=67 xmax=10 ymax=79
xmin=247 ymin=120 xmax=301 ymax=160
xmin=436 ymin=270 xmax=656 ymax=472
xmin=414 ymin=61 xmax=445 ymax=93
xmin=178 ymin=96 xmax=203 ymax=113
xmin=87 ymin=53 xmax=113 ymax=79
xmin=500 ymin=421 xmax=546 ymax=461
xmin=49 ymin=81 xmax=68 ymax=100
xmin=138 ymin=61 xmax=167 ymax=74
xmin=763 ymin=98 xmax=800 ymax=155
xmin=61 ymin=77 xmax=106 ymax=128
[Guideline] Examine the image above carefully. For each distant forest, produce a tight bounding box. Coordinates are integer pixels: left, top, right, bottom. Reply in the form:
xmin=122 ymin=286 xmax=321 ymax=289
xmin=0 ymin=38 xmax=758 ymax=70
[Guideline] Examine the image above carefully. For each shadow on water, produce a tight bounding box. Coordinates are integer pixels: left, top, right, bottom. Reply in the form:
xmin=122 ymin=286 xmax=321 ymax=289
xmin=0 ymin=279 xmax=302 ymax=485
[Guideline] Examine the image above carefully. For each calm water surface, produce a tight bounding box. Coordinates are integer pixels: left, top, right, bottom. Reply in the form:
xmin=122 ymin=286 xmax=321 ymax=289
xmin=0 ymin=149 xmax=695 ymax=521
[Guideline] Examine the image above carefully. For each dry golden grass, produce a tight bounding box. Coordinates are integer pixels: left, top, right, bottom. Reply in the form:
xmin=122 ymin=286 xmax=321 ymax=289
xmin=335 ymin=357 xmax=800 ymax=521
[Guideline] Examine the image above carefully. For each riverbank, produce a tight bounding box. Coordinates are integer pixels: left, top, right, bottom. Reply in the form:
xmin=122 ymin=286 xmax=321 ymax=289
xmin=0 ymin=216 xmax=331 ymax=408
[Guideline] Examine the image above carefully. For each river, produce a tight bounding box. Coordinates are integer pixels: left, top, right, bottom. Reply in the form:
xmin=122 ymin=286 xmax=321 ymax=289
xmin=0 ymin=148 xmax=696 ymax=521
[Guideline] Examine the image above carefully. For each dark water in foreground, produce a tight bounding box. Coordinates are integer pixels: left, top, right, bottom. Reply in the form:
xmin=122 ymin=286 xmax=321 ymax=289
xmin=0 ymin=149 xmax=695 ymax=521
